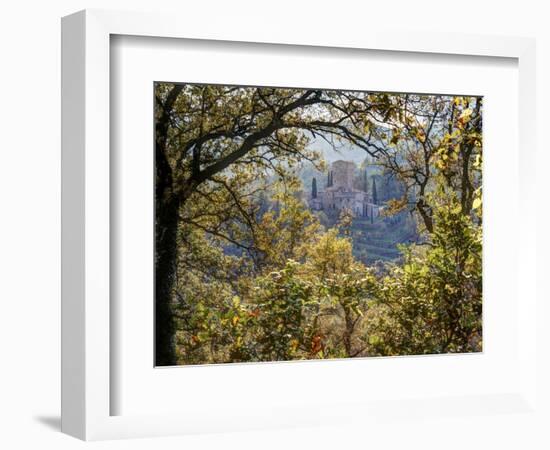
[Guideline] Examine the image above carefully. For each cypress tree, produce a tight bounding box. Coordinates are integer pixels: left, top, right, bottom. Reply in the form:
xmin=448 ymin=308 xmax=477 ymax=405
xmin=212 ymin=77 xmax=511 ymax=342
xmin=372 ymin=178 xmax=378 ymax=205
xmin=312 ymin=177 xmax=317 ymax=198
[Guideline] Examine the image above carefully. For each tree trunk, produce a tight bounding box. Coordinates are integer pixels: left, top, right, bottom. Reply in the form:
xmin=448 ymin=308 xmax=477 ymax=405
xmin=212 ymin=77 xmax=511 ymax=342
xmin=342 ymin=307 xmax=354 ymax=357
xmin=154 ymin=84 xmax=183 ymax=366
xmin=155 ymin=193 xmax=180 ymax=366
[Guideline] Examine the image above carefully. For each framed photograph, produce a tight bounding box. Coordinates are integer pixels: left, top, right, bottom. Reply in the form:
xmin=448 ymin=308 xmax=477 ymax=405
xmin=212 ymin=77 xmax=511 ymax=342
xmin=62 ymin=9 xmax=538 ymax=441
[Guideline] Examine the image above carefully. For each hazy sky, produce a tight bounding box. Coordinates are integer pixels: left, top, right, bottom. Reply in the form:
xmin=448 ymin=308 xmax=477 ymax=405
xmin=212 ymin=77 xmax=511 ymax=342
xmin=308 ymin=135 xmax=370 ymax=165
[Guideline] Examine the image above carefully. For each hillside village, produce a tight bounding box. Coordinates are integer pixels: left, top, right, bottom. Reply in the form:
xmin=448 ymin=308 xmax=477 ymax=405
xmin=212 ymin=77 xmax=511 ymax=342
xmin=306 ymin=160 xmax=418 ymax=264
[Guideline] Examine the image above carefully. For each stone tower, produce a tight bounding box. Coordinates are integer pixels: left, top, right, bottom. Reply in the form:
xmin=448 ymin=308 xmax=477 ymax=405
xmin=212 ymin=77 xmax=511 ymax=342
xmin=331 ymin=160 xmax=355 ymax=190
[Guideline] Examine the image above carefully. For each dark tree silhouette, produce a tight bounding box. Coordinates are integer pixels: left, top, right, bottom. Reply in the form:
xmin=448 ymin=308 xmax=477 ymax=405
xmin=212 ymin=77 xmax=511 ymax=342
xmin=312 ymin=177 xmax=318 ymax=198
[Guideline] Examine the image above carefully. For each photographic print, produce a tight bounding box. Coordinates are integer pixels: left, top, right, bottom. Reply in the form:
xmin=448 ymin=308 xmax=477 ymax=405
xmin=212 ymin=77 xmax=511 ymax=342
xmin=154 ymin=83 xmax=482 ymax=366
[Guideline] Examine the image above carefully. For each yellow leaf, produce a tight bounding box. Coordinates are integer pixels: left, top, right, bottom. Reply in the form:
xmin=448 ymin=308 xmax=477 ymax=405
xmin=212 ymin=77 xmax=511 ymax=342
xmin=472 ymin=198 xmax=482 ymax=210
xmin=459 ymin=108 xmax=473 ymax=121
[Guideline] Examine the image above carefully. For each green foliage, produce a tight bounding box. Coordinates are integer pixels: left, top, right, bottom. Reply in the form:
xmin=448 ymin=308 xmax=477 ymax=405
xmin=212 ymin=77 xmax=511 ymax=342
xmin=365 ymin=194 xmax=482 ymax=355
xmin=250 ymin=261 xmax=318 ymax=361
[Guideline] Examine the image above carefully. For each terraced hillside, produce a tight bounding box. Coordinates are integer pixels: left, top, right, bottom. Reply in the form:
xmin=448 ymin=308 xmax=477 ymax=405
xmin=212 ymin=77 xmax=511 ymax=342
xmin=350 ymin=213 xmax=418 ymax=265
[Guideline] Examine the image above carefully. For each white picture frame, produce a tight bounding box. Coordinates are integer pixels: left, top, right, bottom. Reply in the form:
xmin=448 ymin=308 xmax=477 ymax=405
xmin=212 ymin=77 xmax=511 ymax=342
xmin=61 ymin=9 xmax=538 ymax=441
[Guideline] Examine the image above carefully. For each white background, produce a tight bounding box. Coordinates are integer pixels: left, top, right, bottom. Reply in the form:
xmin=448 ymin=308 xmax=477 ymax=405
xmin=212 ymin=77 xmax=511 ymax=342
xmin=0 ymin=1 xmax=548 ymax=449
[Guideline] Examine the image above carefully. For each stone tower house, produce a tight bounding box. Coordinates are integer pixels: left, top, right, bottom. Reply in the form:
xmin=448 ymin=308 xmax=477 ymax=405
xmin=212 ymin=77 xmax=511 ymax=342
xmin=309 ymin=160 xmax=381 ymax=220
xmin=331 ymin=160 xmax=356 ymax=190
